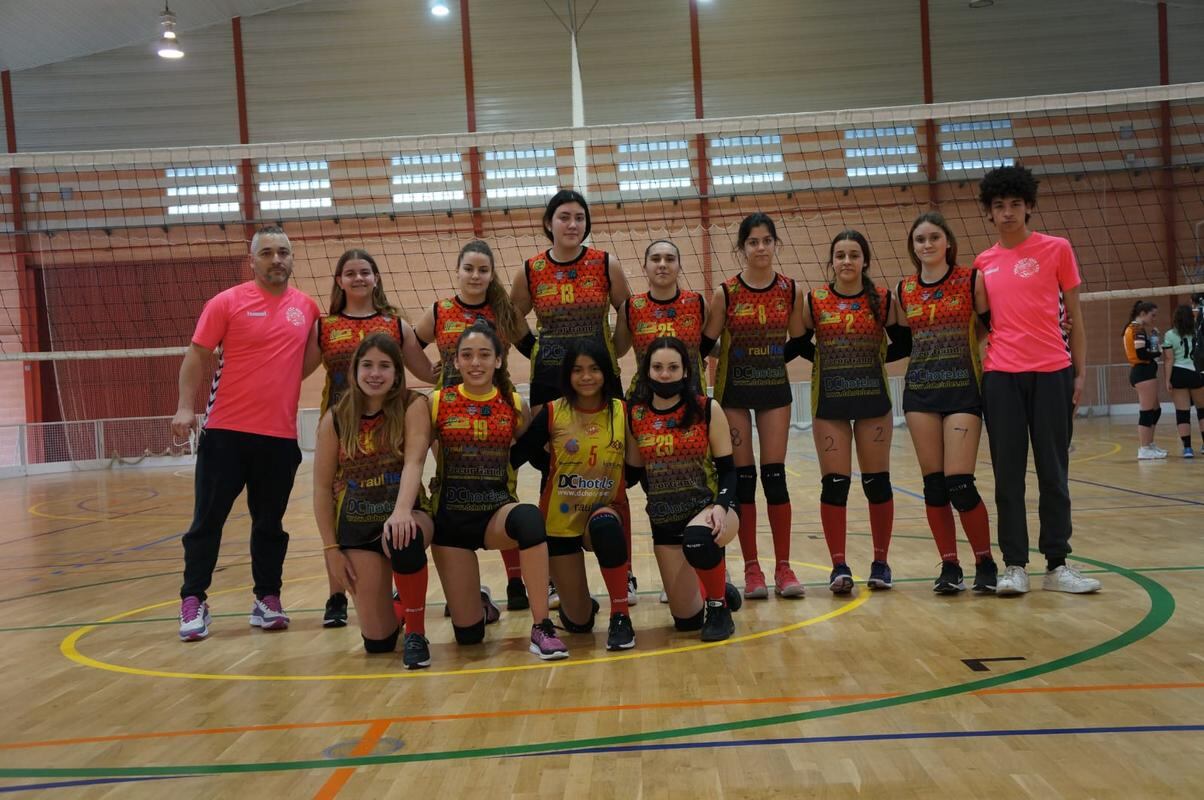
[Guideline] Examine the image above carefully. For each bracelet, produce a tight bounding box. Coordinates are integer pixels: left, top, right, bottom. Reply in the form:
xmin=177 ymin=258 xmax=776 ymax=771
xmin=322 ymin=543 xmax=340 ymax=551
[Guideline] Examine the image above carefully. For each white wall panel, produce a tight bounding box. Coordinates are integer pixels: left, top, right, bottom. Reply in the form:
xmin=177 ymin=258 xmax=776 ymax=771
xmin=243 ymin=0 xmax=466 ymax=142
xmin=470 ymin=0 xmax=572 ymax=132
xmin=699 ymin=0 xmax=923 ymax=119
xmin=9 ymin=24 xmax=239 ymax=151
xmin=1169 ymin=2 xmax=1204 ymax=83
xmin=931 ymin=0 xmax=1159 ymax=102
xmin=576 ymin=0 xmax=694 ymax=126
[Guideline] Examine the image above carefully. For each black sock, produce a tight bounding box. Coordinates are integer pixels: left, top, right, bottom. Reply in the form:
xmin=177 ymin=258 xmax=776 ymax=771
xmin=1046 ymin=556 xmax=1066 ymax=572
xmin=1183 ymin=435 xmax=1192 ymax=449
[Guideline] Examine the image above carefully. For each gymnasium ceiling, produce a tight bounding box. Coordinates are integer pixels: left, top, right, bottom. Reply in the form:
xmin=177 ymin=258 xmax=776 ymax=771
xmin=0 ymin=0 xmax=309 ymax=71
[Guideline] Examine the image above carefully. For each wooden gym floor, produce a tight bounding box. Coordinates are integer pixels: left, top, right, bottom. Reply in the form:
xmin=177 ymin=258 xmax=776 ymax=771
xmin=0 ymin=415 xmax=1200 ymax=798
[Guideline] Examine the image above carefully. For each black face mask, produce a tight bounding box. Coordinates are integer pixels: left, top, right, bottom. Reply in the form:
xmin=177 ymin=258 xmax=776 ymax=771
xmin=650 ymin=378 xmax=685 ymax=399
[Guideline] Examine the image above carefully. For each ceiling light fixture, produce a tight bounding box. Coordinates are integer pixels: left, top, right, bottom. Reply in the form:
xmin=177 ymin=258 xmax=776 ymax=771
xmin=429 ymin=1 xmax=450 ymax=18
xmin=157 ymin=4 xmax=184 ymax=59
xmin=968 ymin=0 xmax=995 ymax=8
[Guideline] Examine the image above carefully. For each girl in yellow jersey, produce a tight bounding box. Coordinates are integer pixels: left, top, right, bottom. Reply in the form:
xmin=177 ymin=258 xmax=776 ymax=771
xmin=305 ymin=248 xmax=435 ymax=629
xmin=625 ymin=337 xmax=742 ymax=642
xmin=313 ymin=333 xmax=435 ymax=669
xmin=512 ymin=340 xmax=633 ymax=650
xmin=414 ymin=240 xmax=532 ymax=612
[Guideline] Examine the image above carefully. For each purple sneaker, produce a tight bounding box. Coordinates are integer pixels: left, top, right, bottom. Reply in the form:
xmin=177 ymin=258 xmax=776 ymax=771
xmin=179 ymin=596 xmax=210 ymax=641
xmin=249 ymin=595 xmax=290 ymax=630
xmin=529 ymin=618 xmax=569 ymax=660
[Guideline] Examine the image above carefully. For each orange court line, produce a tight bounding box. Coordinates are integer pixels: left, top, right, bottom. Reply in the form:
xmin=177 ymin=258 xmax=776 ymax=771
xmin=311 ymin=720 xmax=391 ymax=800
xmin=2 ymin=681 xmax=1200 ymax=753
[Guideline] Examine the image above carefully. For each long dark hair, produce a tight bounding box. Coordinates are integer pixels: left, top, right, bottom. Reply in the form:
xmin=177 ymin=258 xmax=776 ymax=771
xmin=1172 ymin=304 xmax=1194 ymax=338
xmin=456 ymin=240 xmax=524 ymax=343
xmin=454 ymin=320 xmax=519 ymax=411
xmin=906 ymin=211 xmax=959 ymax=272
xmin=560 ymin=340 xmax=623 ymax=442
xmin=828 ymin=229 xmax=881 ymax=325
xmin=1125 ymin=300 xmax=1157 ymax=334
xmin=632 ymin=336 xmax=703 ymax=431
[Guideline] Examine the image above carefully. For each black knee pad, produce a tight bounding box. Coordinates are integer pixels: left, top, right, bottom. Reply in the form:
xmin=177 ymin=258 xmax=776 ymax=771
xmin=1177 ymin=408 xmax=1192 ymax=425
xmin=587 ymin=512 xmax=627 ymax=569
xmin=361 ymin=627 xmax=400 ymax=654
xmin=820 ymin=473 xmax=851 ymax=507
xmin=1153 ymin=407 xmax=1163 ymax=426
xmin=682 ymin=524 xmax=724 ymax=570
xmin=388 ymin=533 xmax=427 ymax=575
xmin=736 ymin=466 xmax=758 ymax=505
xmin=559 ymin=598 xmax=600 ymax=633
xmin=861 ymin=472 xmax=893 ymax=505
xmin=505 ymin=503 xmax=547 ymax=550
xmin=945 ymin=473 xmax=982 ymax=513
xmin=452 ymin=618 xmax=486 ymax=645
xmin=1138 ymin=408 xmax=1159 ymax=427
xmin=922 ymin=472 xmax=948 ymax=507
xmin=1198 ymin=407 xmax=1204 ymax=423
xmin=673 ymin=608 xmax=705 ymax=631
xmin=759 ymin=463 xmax=790 ymax=505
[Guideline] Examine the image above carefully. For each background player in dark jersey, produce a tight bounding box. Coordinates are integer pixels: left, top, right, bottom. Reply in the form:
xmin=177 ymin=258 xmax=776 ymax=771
xmin=702 ymin=213 xmax=806 ymax=600
xmin=626 ymin=337 xmax=742 ymax=642
xmin=306 ymin=248 xmax=436 ymax=629
xmin=614 ymin=239 xmax=707 ymax=396
xmin=794 ymin=230 xmax=905 ymax=594
xmin=896 ymin=212 xmax=998 ymax=594
xmin=511 ymin=341 xmax=633 ymax=651
xmin=1161 ymin=304 xmax=1204 ymax=458
xmin=1123 ymin=301 xmax=1165 ymax=460
xmin=413 ymin=239 xmax=532 ymax=612
xmin=429 ymin=321 xmax=567 ymax=660
xmin=313 ymin=333 xmax=435 ymax=668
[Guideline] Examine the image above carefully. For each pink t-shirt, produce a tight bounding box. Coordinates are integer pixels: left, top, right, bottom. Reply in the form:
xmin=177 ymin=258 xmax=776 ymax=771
xmin=192 ymin=281 xmax=320 ymax=439
xmin=976 ymin=231 xmax=1081 ymax=373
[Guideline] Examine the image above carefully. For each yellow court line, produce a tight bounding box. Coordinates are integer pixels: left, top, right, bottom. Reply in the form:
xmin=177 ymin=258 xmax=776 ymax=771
xmin=60 ymin=563 xmax=869 ymax=681
xmin=1070 ymin=441 xmax=1123 ymax=465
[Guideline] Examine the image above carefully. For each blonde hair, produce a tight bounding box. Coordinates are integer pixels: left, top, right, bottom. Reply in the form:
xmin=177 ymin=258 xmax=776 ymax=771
xmin=331 ymin=333 xmax=414 ymax=459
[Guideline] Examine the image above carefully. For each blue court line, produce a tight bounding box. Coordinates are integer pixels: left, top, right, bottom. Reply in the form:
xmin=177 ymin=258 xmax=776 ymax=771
xmin=1065 ymin=476 xmax=1204 ymax=507
xmin=511 ymin=723 xmax=1204 ymax=759
xmin=0 ymin=776 xmax=186 ymax=793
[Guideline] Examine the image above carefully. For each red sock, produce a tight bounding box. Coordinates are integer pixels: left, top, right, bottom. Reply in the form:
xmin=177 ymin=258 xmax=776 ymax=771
xmin=613 ymin=494 xmax=633 ymax=574
xmin=926 ymin=503 xmax=958 ymax=563
xmin=868 ymin=499 xmax=894 ymax=562
xmin=501 ymin=547 xmax=522 ymax=580
xmin=767 ymin=502 xmax=792 ymax=563
xmin=737 ymin=502 xmax=759 ymax=564
xmin=819 ymin=502 xmax=847 ymax=565
xmin=694 ymin=563 xmax=727 ymax=603
xmin=957 ymin=501 xmax=993 ymax=563
xmin=600 ymin=564 xmax=630 ymax=615
xmin=398 ymin=565 xmax=428 ymax=635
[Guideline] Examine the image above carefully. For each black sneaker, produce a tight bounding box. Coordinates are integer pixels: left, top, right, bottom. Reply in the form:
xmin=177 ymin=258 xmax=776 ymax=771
xmin=506 ymin=577 xmax=530 ymax=611
xmin=558 ymin=598 xmax=600 ymax=633
xmin=606 ymin=612 xmax=636 ymax=650
xmin=868 ymin=560 xmax=893 ymax=590
xmin=933 ymin=561 xmax=966 ymax=594
xmin=403 ymin=632 xmax=431 ymax=670
xmin=323 ymin=592 xmax=348 ymax=628
xmin=700 ymin=600 xmax=735 ymax=642
xmin=829 ymin=563 xmax=854 ymax=594
xmin=724 ymin=581 xmax=743 ymax=613
xmin=973 ymin=557 xmax=998 ymax=593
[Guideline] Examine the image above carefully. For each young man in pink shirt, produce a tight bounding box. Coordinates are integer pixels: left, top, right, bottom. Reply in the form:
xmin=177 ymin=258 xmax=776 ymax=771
xmin=172 ymin=225 xmax=321 ymax=641
xmin=975 ymin=166 xmax=1100 ymax=595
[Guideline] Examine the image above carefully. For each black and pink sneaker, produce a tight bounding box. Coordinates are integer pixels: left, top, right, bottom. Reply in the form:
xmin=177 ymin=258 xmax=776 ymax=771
xmin=529 ymin=619 xmax=568 ymax=660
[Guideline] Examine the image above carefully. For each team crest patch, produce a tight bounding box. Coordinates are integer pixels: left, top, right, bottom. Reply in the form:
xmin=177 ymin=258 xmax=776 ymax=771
xmin=632 ymin=297 xmax=647 ymax=310
xmin=286 ymin=307 xmax=305 ymax=327
xmin=813 ymin=288 xmax=829 ymax=300
xmin=531 ymin=258 xmax=547 ymax=271
xmin=329 ymin=329 xmax=353 ymax=342
xmin=1013 ymin=258 xmax=1040 ymax=278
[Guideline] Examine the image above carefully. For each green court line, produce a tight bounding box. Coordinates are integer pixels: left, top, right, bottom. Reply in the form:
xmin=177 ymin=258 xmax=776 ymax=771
xmin=0 ymin=552 xmax=1176 ymax=779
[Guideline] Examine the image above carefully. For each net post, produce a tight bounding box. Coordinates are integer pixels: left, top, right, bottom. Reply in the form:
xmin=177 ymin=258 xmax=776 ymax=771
xmin=688 ymin=0 xmax=712 ymax=296
xmin=459 ymin=0 xmax=484 ymax=237
xmin=919 ymin=0 xmax=939 ymax=202
xmin=231 ymin=17 xmax=256 ymax=242
xmin=1157 ymin=2 xmax=1178 ymax=311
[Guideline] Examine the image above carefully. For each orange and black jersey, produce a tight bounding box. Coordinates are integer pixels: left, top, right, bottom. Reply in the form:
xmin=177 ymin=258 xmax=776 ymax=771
xmin=897 ymin=266 xmax=983 ymax=414
xmin=331 ymin=413 xmax=412 ymax=548
xmin=429 ymin=296 xmax=500 ymax=390
xmin=624 ymin=290 xmax=706 ymax=395
xmin=628 ymin=396 xmax=717 ymax=536
xmin=809 ymin=285 xmax=892 ymax=420
xmin=430 ymin=385 xmax=522 ymax=530
xmin=318 ymin=313 xmax=405 ymax=414
xmin=714 ymin=273 xmax=794 ymax=409
xmin=525 ymin=247 xmax=619 ymax=402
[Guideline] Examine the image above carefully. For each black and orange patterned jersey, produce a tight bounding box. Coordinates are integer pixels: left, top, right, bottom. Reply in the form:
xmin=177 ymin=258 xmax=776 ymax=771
xmin=541 ymin=398 xmax=626 ymax=538
xmin=525 ymin=247 xmax=618 ymax=398
xmin=714 ymin=273 xmax=794 ymax=409
xmin=629 ymin=397 xmax=717 ymax=534
xmin=624 ymin=290 xmax=706 ymax=396
xmin=430 ymin=385 xmax=522 ymax=529
xmin=809 ymin=285 xmax=892 ymax=420
xmin=431 ymin=296 xmax=500 ymax=390
xmin=319 ymin=313 xmax=405 ymax=414
xmin=332 ymin=412 xmax=421 ymax=548
xmin=897 ymin=267 xmax=983 ymax=414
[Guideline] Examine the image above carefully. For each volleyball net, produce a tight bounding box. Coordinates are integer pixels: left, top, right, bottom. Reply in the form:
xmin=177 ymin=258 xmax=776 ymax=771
xmin=0 ymin=81 xmax=1201 ymax=457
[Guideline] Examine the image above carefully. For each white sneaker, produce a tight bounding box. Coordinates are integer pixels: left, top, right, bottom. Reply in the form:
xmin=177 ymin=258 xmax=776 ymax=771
xmin=995 ymin=565 xmax=1030 ymax=595
xmin=1042 ymin=564 xmax=1101 ymax=594
xmin=547 ymin=580 xmax=560 ymax=610
xmin=658 ymin=590 xmax=669 ymax=603
xmin=1137 ymin=445 xmax=1165 ymax=460
xmin=1151 ymin=444 xmax=1168 ymax=457
xmin=179 ymin=596 xmax=211 ymax=641
xmin=627 ymin=571 xmax=639 ymax=607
